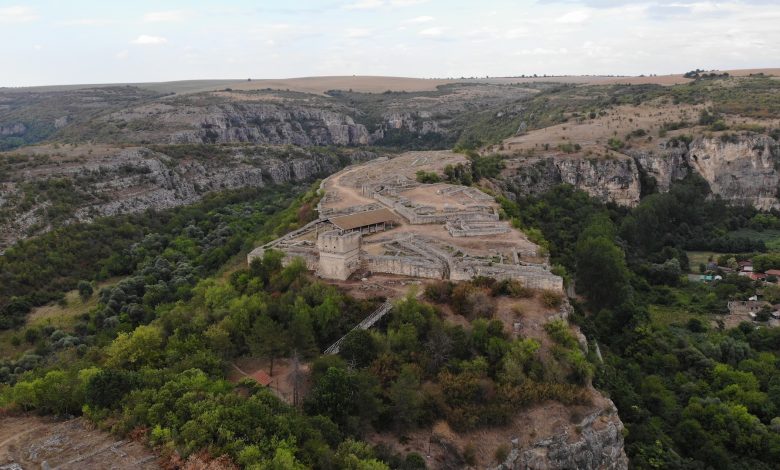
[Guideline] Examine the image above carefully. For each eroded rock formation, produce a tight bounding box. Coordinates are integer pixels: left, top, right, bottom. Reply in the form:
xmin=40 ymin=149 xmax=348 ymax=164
xmin=499 ymin=134 xmax=780 ymax=209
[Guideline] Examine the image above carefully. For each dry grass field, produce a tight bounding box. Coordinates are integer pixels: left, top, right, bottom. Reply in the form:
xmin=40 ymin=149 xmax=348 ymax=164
xmin=5 ymin=69 xmax=778 ymax=96
xmin=495 ymin=98 xmax=780 ymax=159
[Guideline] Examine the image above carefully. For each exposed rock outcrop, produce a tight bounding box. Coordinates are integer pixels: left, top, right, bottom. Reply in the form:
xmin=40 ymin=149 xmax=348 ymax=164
xmin=0 ymin=145 xmax=378 ymax=251
xmin=499 ymin=155 xmax=641 ymax=206
xmin=383 ymin=111 xmax=444 ymax=135
xmin=500 ymin=134 xmax=780 ymax=209
xmin=0 ymin=123 xmax=26 ymax=136
xmin=493 ymin=402 xmax=628 ymax=470
xmin=686 ymin=135 xmax=780 ymax=210
xmin=99 ymin=102 xmax=371 ymax=146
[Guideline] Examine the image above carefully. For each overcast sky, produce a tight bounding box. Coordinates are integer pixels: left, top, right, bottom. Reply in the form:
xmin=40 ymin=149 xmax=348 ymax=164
xmin=1 ymin=0 xmax=778 ymax=87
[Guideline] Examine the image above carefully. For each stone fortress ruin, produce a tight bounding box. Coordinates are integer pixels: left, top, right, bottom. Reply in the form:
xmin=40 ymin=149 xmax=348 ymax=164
xmin=248 ymin=151 xmax=562 ymax=291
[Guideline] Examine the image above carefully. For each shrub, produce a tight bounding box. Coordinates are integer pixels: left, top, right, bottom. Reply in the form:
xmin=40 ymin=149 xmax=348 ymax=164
xmin=490 ymin=279 xmax=532 ymax=298
xmin=424 ymin=281 xmax=454 ymax=303
xmin=540 ymin=290 xmax=563 ymax=308
xmin=544 ymin=320 xmax=578 ymax=349
xmin=607 ymin=138 xmax=625 ymax=151
xmin=78 ymin=280 xmax=94 ymax=302
xmin=494 ymin=444 xmax=510 ymax=463
xmin=462 ymin=443 xmax=477 ymax=465
xmin=451 ymin=284 xmax=496 ymax=319
xmin=415 ymin=170 xmax=441 ymax=184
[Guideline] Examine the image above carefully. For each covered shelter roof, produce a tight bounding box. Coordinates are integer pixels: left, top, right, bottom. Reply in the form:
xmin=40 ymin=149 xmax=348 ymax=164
xmin=329 ymin=208 xmax=396 ymax=231
xmin=249 ymin=370 xmax=273 ymax=387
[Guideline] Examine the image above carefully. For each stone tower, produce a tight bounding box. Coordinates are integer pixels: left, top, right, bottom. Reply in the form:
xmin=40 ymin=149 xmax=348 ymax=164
xmin=317 ymin=230 xmax=361 ymax=280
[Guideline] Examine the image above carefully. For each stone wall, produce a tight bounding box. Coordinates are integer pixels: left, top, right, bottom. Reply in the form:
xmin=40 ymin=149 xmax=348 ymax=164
xmin=451 ymin=263 xmax=563 ymax=290
xmin=365 ymin=255 xmax=446 ymax=279
xmin=392 ymin=202 xmax=498 ymax=225
xmin=445 ymin=220 xmax=510 ymax=237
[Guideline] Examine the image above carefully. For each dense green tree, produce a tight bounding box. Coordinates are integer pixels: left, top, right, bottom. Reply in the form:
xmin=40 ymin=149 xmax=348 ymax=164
xmin=250 ymin=315 xmax=288 ymax=376
xmin=339 ymin=329 xmax=379 ymax=368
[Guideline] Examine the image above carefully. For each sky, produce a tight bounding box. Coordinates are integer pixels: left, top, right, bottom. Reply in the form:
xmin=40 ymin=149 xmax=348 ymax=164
xmin=1 ymin=0 xmax=779 ymax=87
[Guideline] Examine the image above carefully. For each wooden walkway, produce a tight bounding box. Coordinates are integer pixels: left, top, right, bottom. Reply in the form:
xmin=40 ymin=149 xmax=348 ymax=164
xmin=324 ymin=300 xmax=393 ymax=355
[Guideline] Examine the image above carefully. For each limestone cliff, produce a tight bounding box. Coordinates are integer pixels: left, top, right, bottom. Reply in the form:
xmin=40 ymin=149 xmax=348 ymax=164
xmin=498 ymin=155 xmax=641 ymax=206
xmin=0 ymin=145 xmax=378 ymax=251
xmin=499 ymin=133 xmax=780 ymax=209
xmin=90 ymin=101 xmax=371 ymax=146
xmin=685 ymin=135 xmax=780 ymax=210
xmin=492 ymin=402 xmax=628 ymax=470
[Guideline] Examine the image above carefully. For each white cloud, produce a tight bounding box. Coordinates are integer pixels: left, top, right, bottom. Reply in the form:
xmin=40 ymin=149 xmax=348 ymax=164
xmin=131 ymin=35 xmax=168 ymax=45
xmin=390 ymin=0 xmax=428 ymax=5
xmin=556 ymin=10 xmax=591 ymax=24
xmin=344 ymin=0 xmax=427 ymax=9
xmin=346 ymin=28 xmax=372 ymax=38
xmin=505 ymin=27 xmax=528 ymax=39
xmin=33 ymin=44 xmax=42 ymax=51
xmin=0 ymin=5 xmax=38 ymax=23
xmin=405 ymin=15 xmax=434 ymax=23
xmin=344 ymin=0 xmax=384 ymax=9
xmin=143 ymin=10 xmax=187 ymax=22
xmin=115 ymin=50 xmax=129 ymax=59
xmin=516 ymin=47 xmax=569 ymax=56
xmin=418 ymin=27 xmax=443 ymax=37
xmin=62 ymin=18 xmax=115 ymax=26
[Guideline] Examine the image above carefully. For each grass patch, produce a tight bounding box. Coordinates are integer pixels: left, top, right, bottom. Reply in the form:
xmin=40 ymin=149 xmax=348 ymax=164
xmin=648 ymin=304 xmax=703 ymax=327
xmin=687 ymin=251 xmax=720 ymax=271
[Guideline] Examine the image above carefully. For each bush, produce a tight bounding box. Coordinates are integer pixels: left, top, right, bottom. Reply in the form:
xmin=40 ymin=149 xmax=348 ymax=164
xmin=415 ymin=170 xmax=441 ymax=184
xmin=494 ymin=444 xmax=510 ymax=463
xmin=541 ymin=290 xmax=563 ymax=308
xmin=491 ymin=279 xmax=533 ymax=298
xmin=544 ymin=320 xmax=578 ymax=349
xmin=462 ymin=443 xmax=477 ymax=465
xmin=78 ymin=280 xmax=93 ymax=302
xmin=425 ymin=281 xmax=454 ymax=303
xmin=607 ymin=138 xmax=625 ymax=151
xmin=451 ymin=284 xmax=496 ymax=319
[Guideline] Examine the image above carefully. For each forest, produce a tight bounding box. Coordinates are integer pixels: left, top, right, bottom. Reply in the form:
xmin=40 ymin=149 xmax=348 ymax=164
xmin=503 ymin=177 xmax=780 ymax=469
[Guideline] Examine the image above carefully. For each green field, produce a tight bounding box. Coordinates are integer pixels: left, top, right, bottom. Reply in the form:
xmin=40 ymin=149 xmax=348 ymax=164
xmin=687 ymin=251 xmax=719 ymax=272
xmin=729 ymin=228 xmax=780 ymax=251
xmin=648 ymin=304 xmax=704 ymax=327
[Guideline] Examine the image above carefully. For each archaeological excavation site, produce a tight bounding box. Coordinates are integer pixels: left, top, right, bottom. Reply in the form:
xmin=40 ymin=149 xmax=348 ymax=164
xmin=248 ymin=151 xmax=562 ymax=291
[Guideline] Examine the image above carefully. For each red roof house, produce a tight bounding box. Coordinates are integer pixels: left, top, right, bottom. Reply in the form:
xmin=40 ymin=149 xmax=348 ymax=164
xmin=249 ymin=370 xmax=273 ymax=387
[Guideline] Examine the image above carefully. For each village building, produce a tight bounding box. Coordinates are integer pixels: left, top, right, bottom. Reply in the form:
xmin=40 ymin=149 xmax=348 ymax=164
xmin=249 ymin=370 xmax=273 ymax=387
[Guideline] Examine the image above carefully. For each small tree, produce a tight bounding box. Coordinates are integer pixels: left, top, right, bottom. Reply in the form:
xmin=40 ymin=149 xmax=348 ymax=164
xmin=251 ymin=316 xmax=287 ymax=376
xmin=78 ymin=280 xmax=93 ymax=302
xmin=339 ymin=329 xmax=378 ymax=368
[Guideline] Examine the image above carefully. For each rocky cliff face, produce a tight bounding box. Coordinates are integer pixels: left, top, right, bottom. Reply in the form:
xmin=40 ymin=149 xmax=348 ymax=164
xmin=92 ymin=101 xmax=371 ymax=146
xmin=0 ymin=123 xmax=26 ymax=136
xmin=383 ymin=111 xmax=445 ymax=135
xmin=0 ymin=145 xmax=377 ymax=251
xmin=686 ymin=135 xmax=780 ymax=210
xmin=499 ymin=134 xmax=780 ymax=209
xmin=499 ymin=156 xmax=641 ymax=206
xmin=493 ymin=402 xmax=628 ymax=470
